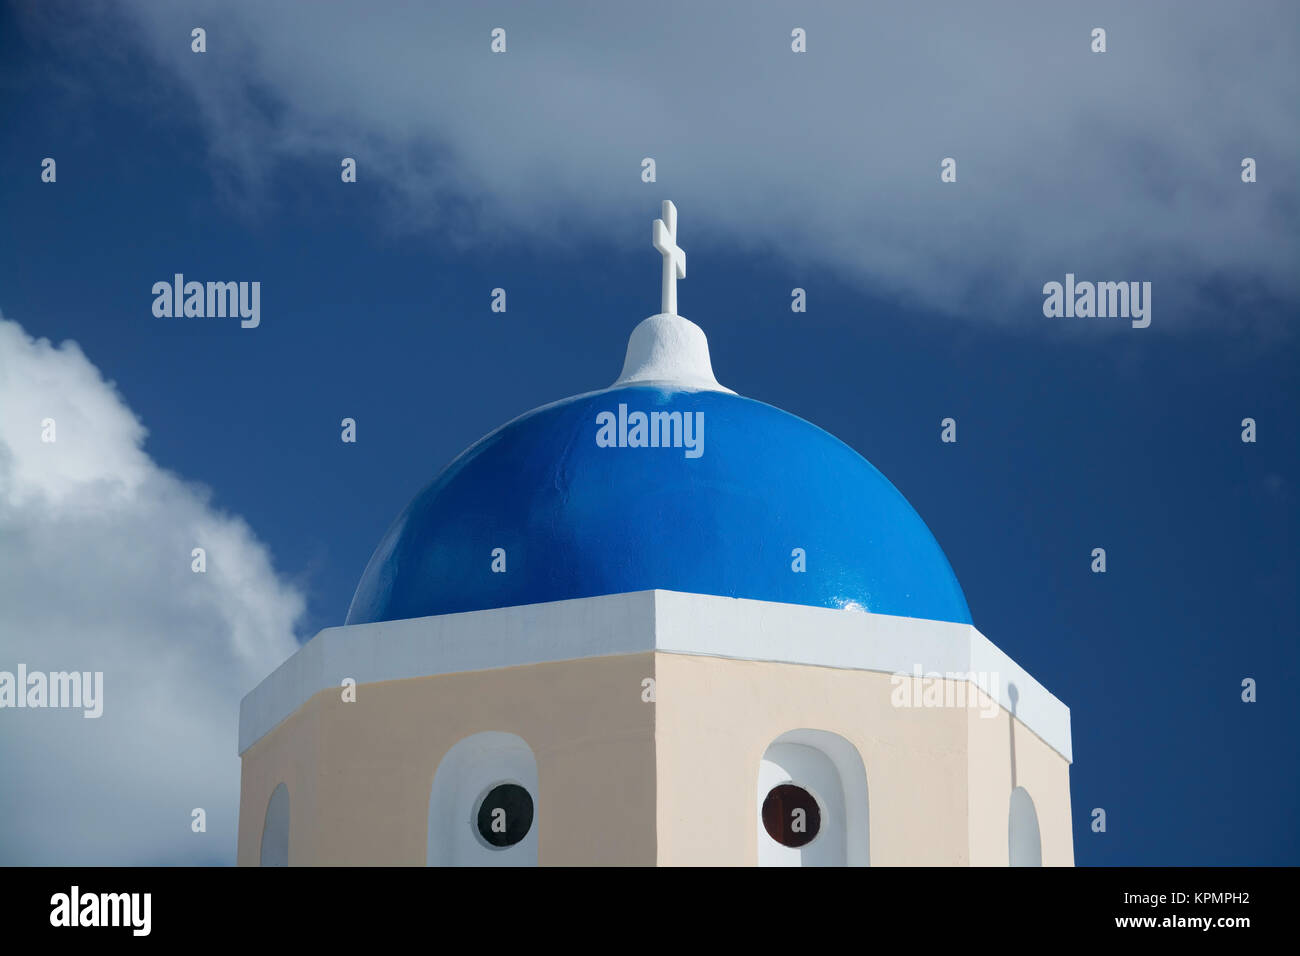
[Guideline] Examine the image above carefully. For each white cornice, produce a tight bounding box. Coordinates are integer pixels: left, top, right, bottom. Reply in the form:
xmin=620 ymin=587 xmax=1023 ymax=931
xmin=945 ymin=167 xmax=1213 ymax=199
xmin=239 ymin=590 xmax=1071 ymax=763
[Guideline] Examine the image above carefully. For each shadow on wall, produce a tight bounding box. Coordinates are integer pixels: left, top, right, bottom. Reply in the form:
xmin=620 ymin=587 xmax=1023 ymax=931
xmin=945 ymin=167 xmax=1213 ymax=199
xmin=260 ymin=782 xmax=289 ymax=867
xmin=1009 ymin=786 xmax=1042 ymax=866
xmin=1006 ymin=682 xmax=1042 ymax=867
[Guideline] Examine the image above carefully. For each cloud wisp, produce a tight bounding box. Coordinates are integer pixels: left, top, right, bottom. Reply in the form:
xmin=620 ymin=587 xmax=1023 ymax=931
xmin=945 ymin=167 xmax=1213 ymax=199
xmin=49 ymin=0 xmax=1296 ymax=330
xmin=0 ymin=315 xmax=301 ymax=864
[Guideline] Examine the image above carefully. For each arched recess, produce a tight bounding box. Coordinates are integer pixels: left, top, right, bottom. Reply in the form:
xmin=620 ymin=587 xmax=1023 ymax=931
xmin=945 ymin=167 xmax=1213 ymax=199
xmin=427 ymin=731 xmax=538 ymax=866
xmin=1008 ymin=786 xmax=1042 ymax=866
xmin=757 ymin=729 xmax=870 ymax=867
xmin=259 ymin=782 xmax=290 ymax=867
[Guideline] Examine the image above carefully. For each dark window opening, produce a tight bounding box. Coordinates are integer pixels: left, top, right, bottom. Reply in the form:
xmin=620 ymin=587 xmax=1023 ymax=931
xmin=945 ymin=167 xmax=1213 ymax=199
xmin=762 ymin=783 xmax=821 ymax=847
xmin=476 ymin=783 xmax=534 ymax=848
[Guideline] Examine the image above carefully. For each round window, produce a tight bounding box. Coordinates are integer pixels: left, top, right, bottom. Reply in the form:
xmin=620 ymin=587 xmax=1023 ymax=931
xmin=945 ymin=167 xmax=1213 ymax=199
xmin=475 ymin=783 xmax=534 ymax=848
xmin=762 ymin=783 xmax=821 ymax=847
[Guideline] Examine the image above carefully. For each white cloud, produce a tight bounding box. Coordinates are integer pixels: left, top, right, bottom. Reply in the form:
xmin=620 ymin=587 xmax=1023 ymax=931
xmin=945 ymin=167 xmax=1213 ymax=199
xmin=55 ymin=0 xmax=1300 ymax=329
xmin=0 ymin=315 xmax=301 ymax=864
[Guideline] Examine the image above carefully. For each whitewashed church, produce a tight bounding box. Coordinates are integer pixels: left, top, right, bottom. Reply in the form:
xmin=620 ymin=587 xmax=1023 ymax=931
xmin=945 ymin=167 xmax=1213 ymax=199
xmin=237 ymin=202 xmax=1074 ymax=866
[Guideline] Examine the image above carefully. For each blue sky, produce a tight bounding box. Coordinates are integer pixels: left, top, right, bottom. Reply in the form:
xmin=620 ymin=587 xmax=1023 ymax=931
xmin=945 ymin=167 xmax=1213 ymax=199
xmin=1 ymin=1 xmax=1296 ymax=864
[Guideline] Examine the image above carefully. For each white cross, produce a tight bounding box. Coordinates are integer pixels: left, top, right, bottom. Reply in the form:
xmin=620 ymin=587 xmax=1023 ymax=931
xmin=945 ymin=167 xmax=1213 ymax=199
xmin=652 ymin=200 xmax=686 ymax=315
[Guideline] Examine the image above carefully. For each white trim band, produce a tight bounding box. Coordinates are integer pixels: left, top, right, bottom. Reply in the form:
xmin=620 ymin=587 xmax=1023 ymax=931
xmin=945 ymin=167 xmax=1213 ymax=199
xmin=238 ymin=590 xmax=1072 ymax=763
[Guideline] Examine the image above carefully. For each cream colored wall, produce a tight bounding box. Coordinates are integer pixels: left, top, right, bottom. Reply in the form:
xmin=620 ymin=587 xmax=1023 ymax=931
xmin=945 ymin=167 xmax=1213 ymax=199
xmin=654 ymin=653 xmax=1073 ymax=866
xmin=238 ymin=653 xmax=657 ymax=866
xmin=237 ymin=687 xmax=323 ymax=866
xmin=966 ymin=685 xmax=1075 ymax=865
xmin=239 ymin=649 xmax=1072 ymax=866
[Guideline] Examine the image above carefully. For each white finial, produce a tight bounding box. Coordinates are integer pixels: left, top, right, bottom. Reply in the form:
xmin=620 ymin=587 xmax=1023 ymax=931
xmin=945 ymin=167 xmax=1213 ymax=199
xmin=612 ymin=201 xmax=732 ymax=393
xmin=653 ymin=200 xmax=685 ymax=316
xmin=613 ymin=313 xmax=733 ymax=393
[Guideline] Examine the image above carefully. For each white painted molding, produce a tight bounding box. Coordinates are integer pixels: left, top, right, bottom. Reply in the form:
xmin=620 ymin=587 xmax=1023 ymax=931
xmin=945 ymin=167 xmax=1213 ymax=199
xmin=612 ymin=313 xmax=734 ymax=393
xmin=238 ymin=590 xmax=1072 ymax=763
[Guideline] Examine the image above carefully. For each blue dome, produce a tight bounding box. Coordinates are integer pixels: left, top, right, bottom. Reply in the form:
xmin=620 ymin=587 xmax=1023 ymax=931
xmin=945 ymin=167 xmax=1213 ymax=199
xmin=346 ymin=384 xmax=971 ymax=626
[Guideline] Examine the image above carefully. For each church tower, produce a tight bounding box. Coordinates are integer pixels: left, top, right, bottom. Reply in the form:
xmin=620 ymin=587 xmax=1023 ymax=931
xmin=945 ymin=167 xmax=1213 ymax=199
xmin=236 ymin=203 xmax=1074 ymax=866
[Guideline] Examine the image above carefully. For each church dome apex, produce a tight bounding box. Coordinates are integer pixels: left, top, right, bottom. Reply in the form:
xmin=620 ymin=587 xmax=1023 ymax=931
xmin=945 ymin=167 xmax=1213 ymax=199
xmin=345 ymin=201 xmax=971 ymax=628
xmin=612 ymin=312 xmax=733 ymax=393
